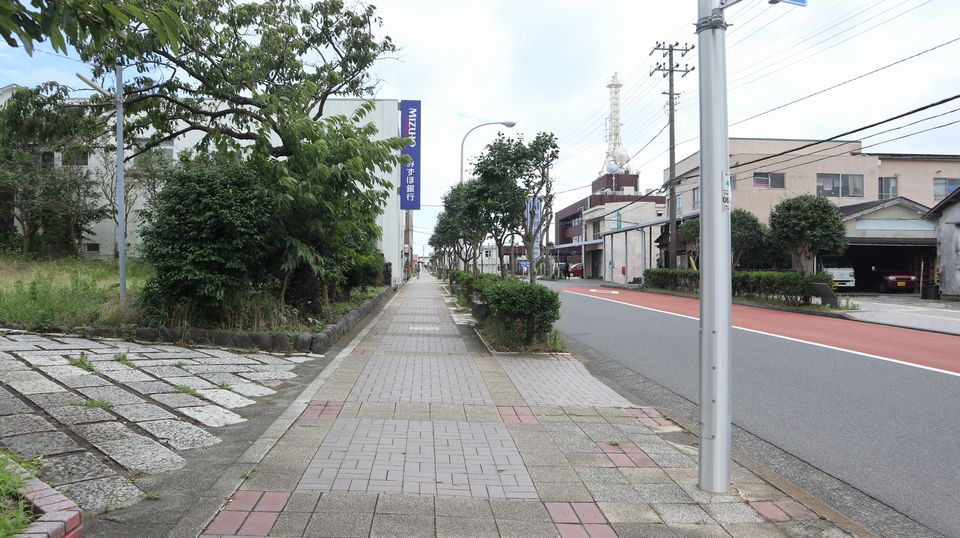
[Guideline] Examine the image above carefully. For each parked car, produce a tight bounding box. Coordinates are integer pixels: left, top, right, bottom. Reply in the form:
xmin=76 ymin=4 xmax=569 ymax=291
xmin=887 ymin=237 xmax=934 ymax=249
xmin=867 ymin=266 xmax=918 ymax=293
xmin=569 ymin=263 xmax=583 ymax=278
xmin=817 ymin=255 xmax=855 ymax=289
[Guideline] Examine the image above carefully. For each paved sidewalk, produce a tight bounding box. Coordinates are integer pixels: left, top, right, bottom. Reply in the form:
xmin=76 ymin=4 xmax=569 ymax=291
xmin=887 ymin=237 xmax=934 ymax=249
xmin=843 ymin=296 xmax=960 ymax=336
xmin=197 ymin=274 xmax=857 ymax=537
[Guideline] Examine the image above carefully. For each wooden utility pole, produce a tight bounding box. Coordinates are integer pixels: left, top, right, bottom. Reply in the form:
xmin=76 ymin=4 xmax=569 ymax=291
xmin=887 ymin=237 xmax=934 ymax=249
xmin=651 ymin=42 xmax=694 ymax=268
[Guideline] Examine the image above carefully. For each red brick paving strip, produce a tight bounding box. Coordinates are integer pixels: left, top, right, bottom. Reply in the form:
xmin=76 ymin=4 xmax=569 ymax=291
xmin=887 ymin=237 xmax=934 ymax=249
xmin=776 ymin=498 xmax=820 ymax=520
xmin=12 ymin=463 xmax=84 ymax=538
xmin=498 ymin=405 xmax=538 ymax=424
xmin=627 ymin=407 xmax=675 ymax=427
xmin=750 ymin=501 xmax=791 ymax=523
xmin=204 ymin=490 xmax=293 ymax=536
xmin=301 ymin=400 xmax=344 ymax=419
xmin=546 ymin=501 xmax=617 ymax=537
xmin=598 ymin=442 xmax=657 ymax=468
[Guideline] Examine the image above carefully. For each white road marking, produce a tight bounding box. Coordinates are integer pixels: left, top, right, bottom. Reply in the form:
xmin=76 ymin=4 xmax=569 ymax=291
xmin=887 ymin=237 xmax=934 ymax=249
xmin=587 ymin=289 xmax=620 ymax=294
xmin=562 ymin=289 xmax=960 ymax=379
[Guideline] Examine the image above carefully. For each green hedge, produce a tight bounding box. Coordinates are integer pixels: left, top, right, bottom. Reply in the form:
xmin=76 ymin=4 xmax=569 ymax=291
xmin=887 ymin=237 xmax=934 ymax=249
xmin=643 ymin=268 xmax=833 ymax=306
xmin=477 ymin=278 xmax=560 ymax=345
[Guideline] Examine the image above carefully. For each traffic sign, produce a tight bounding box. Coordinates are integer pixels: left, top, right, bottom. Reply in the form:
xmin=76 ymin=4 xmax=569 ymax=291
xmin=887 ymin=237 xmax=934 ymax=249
xmin=769 ymin=0 xmax=807 ymax=6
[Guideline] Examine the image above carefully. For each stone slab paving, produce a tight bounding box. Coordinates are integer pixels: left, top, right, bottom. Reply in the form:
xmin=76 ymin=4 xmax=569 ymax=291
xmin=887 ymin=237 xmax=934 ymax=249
xmin=0 ymin=330 xmax=319 ymax=513
xmin=198 ymin=275 xmax=858 ymax=537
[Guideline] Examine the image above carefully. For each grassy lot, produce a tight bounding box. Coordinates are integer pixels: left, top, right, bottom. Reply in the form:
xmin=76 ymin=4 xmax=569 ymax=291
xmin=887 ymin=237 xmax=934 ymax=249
xmin=0 ymin=256 xmax=386 ymax=332
xmin=0 ymin=451 xmax=39 ymax=536
xmin=0 ymin=257 xmax=150 ymax=329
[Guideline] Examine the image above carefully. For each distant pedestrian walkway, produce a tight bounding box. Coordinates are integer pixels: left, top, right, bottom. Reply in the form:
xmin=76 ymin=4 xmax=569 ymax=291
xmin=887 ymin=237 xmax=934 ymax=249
xmin=845 ymin=296 xmax=960 ymax=336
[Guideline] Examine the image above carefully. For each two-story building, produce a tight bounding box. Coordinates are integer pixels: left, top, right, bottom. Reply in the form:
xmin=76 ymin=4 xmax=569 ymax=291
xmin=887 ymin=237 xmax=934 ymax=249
xmin=553 ymin=172 xmax=665 ymax=281
xmin=664 ymin=138 xmax=960 ymax=285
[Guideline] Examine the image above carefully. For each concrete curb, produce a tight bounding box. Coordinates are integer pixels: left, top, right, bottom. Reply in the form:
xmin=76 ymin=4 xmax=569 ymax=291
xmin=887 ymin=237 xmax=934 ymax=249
xmin=9 ymin=462 xmax=83 ymax=538
xmin=165 ymin=288 xmax=402 ymax=538
xmin=838 ymin=313 xmax=960 ymax=337
xmin=0 ymin=286 xmax=396 ymax=355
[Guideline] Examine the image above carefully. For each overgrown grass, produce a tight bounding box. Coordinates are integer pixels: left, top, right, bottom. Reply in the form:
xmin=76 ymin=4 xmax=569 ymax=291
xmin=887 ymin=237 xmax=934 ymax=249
xmin=113 ymin=352 xmax=134 ymax=367
xmin=479 ymin=324 xmax=569 ymax=353
xmin=0 ymin=450 xmax=38 ymax=536
xmin=66 ymin=352 xmax=95 ymax=373
xmin=0 ymin=256 xmax=386 ymax=333
xmin=175 ymin=385 xmax=201 ymax=398
xmin=0 ymin=256 xmax=151 ymax=330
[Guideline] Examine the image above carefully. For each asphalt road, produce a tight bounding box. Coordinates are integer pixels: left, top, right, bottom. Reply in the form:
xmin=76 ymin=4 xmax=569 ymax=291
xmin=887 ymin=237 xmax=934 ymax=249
xmin=544 ymin=281 xmax=960 ymax=537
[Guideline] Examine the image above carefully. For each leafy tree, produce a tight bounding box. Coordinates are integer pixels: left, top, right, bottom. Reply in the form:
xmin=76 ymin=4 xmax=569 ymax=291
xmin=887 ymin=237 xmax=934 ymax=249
xmin=769 ymin=195 xmax=847 ymax=274
xmin=472 ymin=135 xmax=526 ymax=277
xmin=522 ymin=133 xmax=560 ymax=282
xmin=674 ymin=209 xmax=767 ymax=270
xmin=139 ymin=156 xmax=278 ymax=324
xmin=442 ymin=181 xmax=487 ymax=276
xmin=0 ymin=83 xmax=107 ymax=255
xmin=77 ymin=0 xmax=405 ymax=314
xmin=1 ymin=0 xmax=185 ymax=55
xmin=77 ymin=0 xmax=395 ymax=160
xmin=731 ymin=209 xmax=765 ymax=269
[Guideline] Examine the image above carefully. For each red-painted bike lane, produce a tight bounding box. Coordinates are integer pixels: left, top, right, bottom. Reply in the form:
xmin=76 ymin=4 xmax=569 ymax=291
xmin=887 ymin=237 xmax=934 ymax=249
xmin=561 ymin=287 xmax=960 ymax=375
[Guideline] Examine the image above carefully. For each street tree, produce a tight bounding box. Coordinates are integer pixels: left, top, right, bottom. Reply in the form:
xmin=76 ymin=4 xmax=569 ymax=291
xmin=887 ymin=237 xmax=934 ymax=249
xmin=677 ymin=217 xmax=700 ymax=266
xmin=77 ymin=0 xmax=406 ymax=312
xmin=517 ymin=133 xmax=560 ymax=283
xmin=442 ymin=181 xmax=487 ymax=276
xmin=472 ymin=136 xmax=526 ymax=276
xmin=730 ymin=209 xmax=766 ymax=269
xmin=1 ymin=0 xmax=184 ymax=55
xmin=0 ymin=83 xmax=107 ymax=255
xmin=769 ymin=195 xmax=847 ymax=274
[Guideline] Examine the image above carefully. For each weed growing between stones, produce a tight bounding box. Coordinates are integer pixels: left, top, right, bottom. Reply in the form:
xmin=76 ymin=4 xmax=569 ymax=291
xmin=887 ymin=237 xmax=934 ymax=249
xmin=175 ymin=385 xmax=201 ymax=398
xmin=67 ymin=352 xmax=95 ymax=373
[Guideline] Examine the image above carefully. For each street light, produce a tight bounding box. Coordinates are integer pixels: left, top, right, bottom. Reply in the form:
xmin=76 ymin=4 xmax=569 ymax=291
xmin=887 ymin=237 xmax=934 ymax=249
xmin=459 ymin=120 xmax=516 ymax=184
xmin=77 ymin=63 xmax=127 ymax=306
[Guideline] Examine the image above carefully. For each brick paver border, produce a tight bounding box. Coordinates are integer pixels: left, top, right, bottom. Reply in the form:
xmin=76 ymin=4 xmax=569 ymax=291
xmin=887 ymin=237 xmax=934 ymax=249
xmin=10 ymin=461 xmax=83 ymax=538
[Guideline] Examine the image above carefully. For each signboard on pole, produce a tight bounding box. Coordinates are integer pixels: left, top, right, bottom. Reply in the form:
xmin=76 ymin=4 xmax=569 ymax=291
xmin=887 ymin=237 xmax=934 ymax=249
xmin=526 ymin=196 xmax=543 ymax=260
xmin=615 ymin=210 xmax=622 ymax=229
xmin=400 ymin=100 xmax=421 ymax=210
xmin=771 ymin=0 xmax=807 ymax=5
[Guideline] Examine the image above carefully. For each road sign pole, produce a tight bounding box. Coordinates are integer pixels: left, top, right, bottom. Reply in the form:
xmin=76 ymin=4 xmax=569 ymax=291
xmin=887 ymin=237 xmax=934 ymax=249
xmin=696 ymin=0 xmax=732 ymax=494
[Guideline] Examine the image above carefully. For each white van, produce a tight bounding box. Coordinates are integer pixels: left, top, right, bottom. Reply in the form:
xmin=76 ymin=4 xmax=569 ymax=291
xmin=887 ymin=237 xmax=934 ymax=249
xmin=818 ymin=255 xmax=855 ymax=289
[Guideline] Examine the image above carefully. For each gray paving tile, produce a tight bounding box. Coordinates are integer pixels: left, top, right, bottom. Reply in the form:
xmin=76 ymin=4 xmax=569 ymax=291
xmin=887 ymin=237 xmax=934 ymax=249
xmin=40 ymin=452 xmax=115 ymax=485
xmin=137 ymin=419 xmax=221 ymax=450
xmin=48 ymin=405 xmax=115 ymax=425
xmin=0 ymin=399 xmax=32 ymax=416
xmin=598 ymin=501 xmax=662 ymax=523
xmin=196 ymin=389 xmax=256 ymax=409
xmin=435 ymin=497 xmax=492 ymax=518
xmin=122 ymin=381 xmax=177 ymax=395
xmin=496 ymin=520 xmax=560 ymax=538
xmin=702 ymin=502 xmax=765 ymax=524
xmin=178 ymin=405 xmax=246 ymax=427
xmin=96 ymin=435 xmax=186 ymax=473
xmin=315 ymin=492 xmax=379 ymax=513
xmin=498 ymin=358 xmax=632 ymax=407
xmin=652 ymin=503 xmax=717 ymax=524
xmin=376 ymin=493 xmax=435 ymax=515
xmin=0 ymin=430 xmax=80 ymax=457
xmin=73 ymin=421 xmax=139 ymax=442
xmin=436 ymin=516 xmax=499 ymax=538
xmin=347 ymin=355 xmax=493 ymax=405
xmin=59 ymin=476 xmax=142 ymax=511
xmin=112 ymin=403 xmax=176 ymax=422
xmin=304 ymin=511 xmax=372 ymax=537
xmin=269 ymin=511 xmax=311 ymax=536
xmin=490 ymin=499 xmax=550 ymax=521
xmin=151 ymin=392 xmax=206 ymax=408
xmin=77 ymin=386 xmax=144 ymax=405
xmin=370 ymin=514 xmax=435 ymax=538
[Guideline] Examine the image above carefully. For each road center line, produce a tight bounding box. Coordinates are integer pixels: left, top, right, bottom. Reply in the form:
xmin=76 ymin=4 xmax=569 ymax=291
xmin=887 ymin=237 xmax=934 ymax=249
xmin=562 ymin=289 xmax=960 ymax=379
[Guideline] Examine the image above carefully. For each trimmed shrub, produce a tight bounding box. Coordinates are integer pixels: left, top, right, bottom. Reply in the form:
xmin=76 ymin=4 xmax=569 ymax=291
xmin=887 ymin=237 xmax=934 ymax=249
xmin=480 ymin=279 xmax=560 ymax=345
xmin=139 ymin=156 xmax=279 ymax=325
xmin=644 ymin=268 xmax=833 ymax=306
xmin=347 ymin=254 xmax=383 ymax=290
xmin=643 ymin=269 xmax=700 ymax=293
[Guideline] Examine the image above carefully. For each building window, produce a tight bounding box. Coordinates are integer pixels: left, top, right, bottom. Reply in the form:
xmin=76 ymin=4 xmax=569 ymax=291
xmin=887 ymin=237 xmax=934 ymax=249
xmin=85 ymin=243 xmax=100 ymax=253
xmin=62 ymin=150 xmax=88 ymax=166
xmin=677 ymin=195 xmax=683 ymax=214
xmin=693 ymin=187 xmax=701 ymax=210
xmin=934 ymin=178 xmax=960 ymax=202
xmin=753 ymin=172 xmax=785 ymax=189
xmin=878 ymin=177 xmax=898 ymax=200
xmin=817 ymin=173 xmax=863 ymax=197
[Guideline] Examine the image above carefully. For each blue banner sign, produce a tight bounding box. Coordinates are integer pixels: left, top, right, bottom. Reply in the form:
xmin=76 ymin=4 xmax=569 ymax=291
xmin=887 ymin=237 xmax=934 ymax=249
xmin=400 ymin=100 xmax=421 ymax=210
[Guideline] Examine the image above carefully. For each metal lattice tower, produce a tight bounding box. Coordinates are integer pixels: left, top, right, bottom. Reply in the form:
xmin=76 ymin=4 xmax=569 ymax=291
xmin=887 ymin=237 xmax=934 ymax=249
xmin=605 ymin=73 xmax=623 ymax=162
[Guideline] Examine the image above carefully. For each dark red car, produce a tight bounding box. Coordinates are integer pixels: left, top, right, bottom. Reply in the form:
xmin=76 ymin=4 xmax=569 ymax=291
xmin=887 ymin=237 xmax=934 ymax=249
xmin=867 ymin=267 xmax=918 ymax=293
xmin=569 ymin=263 xmax=583 ymax=278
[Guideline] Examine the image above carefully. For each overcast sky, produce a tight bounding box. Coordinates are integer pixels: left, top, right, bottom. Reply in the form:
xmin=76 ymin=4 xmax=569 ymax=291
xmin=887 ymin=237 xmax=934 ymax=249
xmin=4 ymin=0 xmax=958 ymax=256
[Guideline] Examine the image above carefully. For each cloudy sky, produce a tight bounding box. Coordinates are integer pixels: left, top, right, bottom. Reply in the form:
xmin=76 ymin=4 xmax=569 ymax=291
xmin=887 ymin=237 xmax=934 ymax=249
xmin=4 ymin=0 xmax=958 ymax=256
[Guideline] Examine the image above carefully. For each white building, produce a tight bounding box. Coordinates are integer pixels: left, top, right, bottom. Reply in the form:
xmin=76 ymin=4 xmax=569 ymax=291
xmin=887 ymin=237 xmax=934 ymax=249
xmin=0 ymin=85 xmax=407 ymax=285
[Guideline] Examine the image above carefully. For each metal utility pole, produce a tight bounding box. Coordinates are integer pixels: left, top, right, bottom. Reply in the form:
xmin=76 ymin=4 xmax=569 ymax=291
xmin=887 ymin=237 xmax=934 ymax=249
xmin=695 ymin=0 xmax=806 ymax=495
xmin=651 ymin=42 xmax=694 ymax=270
xmin=114 ymin=60 xmax=127 ymax=306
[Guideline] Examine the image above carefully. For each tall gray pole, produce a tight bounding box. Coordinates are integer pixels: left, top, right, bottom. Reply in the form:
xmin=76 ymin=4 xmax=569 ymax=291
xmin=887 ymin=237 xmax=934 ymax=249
xmin=115 ymin=60 xmax=127 ymax=306
xmin=696 ymin=0 xmax=732 ymax=494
